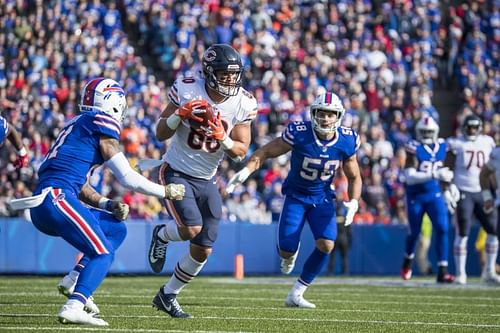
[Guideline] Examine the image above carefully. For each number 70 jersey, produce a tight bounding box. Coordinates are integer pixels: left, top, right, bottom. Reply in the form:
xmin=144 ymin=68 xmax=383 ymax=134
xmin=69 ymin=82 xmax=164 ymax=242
xmin=281 ymin=121 xmax=360 ymax=204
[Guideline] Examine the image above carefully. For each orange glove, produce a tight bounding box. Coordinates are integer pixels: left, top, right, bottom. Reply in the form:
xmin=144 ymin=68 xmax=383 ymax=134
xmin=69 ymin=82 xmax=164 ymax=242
xmin=176 ymin=100 xmax=207 ymax=122
xmin=207 ymin=112 xmax=227 ymax=141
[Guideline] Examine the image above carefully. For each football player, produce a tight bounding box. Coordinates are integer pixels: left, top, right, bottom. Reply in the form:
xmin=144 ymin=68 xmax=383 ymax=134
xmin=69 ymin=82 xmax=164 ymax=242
xmin=480 ymin=145 xmax=500 ymax=247
xmin=9 ymin=78 xmax=185 ymax=326
xmin=227 ymin=92 xmax=362 ymax=308
xmin=401 ymin=116 xmax=455 ymax=283
xmin=148 ymin=44 xmax=257 ymax=318
xmin=0 ymin=115 xmax=29 ymax=169
xmin=447 ymin=114 xmax=498 ymax=284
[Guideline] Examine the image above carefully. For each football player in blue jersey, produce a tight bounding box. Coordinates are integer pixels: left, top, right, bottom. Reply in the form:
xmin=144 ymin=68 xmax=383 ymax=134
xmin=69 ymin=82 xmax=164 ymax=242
xmin=401 ymin=116 xmax=456 ymax=283
xmin=9 ymin=78 xmax=186 ymax=326
xmin=0 ymin=115 xmax=29 ymax=169
xmin=227 ymin=92 xmax=362 ymax=308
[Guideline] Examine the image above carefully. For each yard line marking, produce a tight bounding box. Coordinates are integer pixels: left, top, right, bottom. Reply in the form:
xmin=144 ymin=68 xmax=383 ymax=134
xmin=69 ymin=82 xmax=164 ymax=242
xmin=2 ymin=303 xmax=500 ymax=317
xmin=1 ymin=313 xmax=500 ymax=329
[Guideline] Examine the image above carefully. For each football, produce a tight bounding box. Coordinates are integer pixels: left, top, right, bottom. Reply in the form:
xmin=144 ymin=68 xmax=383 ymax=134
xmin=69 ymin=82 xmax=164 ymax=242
xmin=188 ymin=101 xmax=216 ymax=132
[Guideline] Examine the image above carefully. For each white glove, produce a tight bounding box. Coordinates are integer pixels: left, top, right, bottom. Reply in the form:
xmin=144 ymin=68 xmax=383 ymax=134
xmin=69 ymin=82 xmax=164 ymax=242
xmin=110 ymin=201 xmax=130 ymax=220
xmin=443 ymin=183 xmax=460 ymax=214
xmin=343 ymin=199 xmax=359 ymax=226
xmin=434 ymin=167 xmax=454 ymax=183
xmin=165 ymin=184 xmax=185 ymax=200
xmin=226 ymin=167 xmax=251 ymax=194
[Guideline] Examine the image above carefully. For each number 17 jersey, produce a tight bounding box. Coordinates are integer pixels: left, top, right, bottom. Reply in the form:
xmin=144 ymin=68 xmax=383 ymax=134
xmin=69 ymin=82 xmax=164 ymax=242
xmin=281 ymin=121 xmax=359 ymax=204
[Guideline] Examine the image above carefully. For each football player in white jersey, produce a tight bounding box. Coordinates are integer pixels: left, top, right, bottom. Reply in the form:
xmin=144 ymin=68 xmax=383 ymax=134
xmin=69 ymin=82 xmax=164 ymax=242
xmin=446 ymin=114 xmax=499 ymax=284
xmin=148 ymin=44 xmax=257 ymax=318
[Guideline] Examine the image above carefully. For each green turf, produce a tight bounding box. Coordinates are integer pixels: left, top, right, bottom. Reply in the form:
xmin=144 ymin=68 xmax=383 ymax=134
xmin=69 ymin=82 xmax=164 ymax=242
xmin=1 ymin=276 xmax=499 ymax=332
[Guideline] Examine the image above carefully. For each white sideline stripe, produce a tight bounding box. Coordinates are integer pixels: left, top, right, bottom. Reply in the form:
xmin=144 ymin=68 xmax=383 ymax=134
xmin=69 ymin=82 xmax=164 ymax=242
xmin=1 ymin=314 xmax=500 ymax=329
xmin=0 ymin=327 xmax=232 ymax=333
xmin=2 ymin=303 xmax=500 ymax=317
xmin=0 ymin=292 xmax=498 ymax=308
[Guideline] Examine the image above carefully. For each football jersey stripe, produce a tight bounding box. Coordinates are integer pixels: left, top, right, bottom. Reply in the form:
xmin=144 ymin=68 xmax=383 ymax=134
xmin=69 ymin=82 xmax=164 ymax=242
xmin=282 ymin=133 xmax=294 ymax=145
xmin=51 ymin=189 xmax=109 ymax=255
xmin=93 ymin=121 xmax=121 ymax=135
xmin=95 ymin=113 xmax=121 ymax=129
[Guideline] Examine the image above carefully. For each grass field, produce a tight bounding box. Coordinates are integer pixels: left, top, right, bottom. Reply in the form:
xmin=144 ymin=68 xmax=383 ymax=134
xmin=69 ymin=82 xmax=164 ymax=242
xmin=0 ymin=276 xmax=499 ymax=332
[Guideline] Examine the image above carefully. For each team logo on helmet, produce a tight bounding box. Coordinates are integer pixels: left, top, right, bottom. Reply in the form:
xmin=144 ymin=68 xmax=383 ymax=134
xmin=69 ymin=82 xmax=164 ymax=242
xmin=204 ymin=49 xmax=217 ymax=62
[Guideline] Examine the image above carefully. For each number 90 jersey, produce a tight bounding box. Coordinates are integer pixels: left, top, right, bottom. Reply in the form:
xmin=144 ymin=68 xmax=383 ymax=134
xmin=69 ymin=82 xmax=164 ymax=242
xmin=446 ymin=135 xmax=495 ymax=193
xmin=164 ymin=76 xmax=257 ymax=180
xmin=281 ymin=121 xmax=359 ymax=204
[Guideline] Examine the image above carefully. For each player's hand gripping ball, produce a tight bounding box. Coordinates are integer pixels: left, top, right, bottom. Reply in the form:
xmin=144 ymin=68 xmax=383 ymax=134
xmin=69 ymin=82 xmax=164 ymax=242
xmin=185 ymin=100 xmax=216 ymax=134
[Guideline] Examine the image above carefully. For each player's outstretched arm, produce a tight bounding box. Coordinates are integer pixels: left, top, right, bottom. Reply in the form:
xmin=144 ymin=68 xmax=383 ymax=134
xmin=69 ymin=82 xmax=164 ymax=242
xmin=342 ymin=154 xmax=362 ymax=226
xmin=6 ymin=122 xmax=28 ymax=168
xmin=227 ymin=137 xmax=291 ymax=193
xmin=79 ymin=182 xmax=130 ymax=220
xmin=479 ymin=162 xmax=496 ymax=214
xmin=99 ymin=136 xmax=185 ymax=200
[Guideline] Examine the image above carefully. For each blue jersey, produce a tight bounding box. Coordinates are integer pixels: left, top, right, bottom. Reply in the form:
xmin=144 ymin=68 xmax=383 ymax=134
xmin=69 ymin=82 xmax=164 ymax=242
xmin=37 ymin=111 xmax=121 ymax=194
xmin=405 ymin=139 xmax=447 ymax=196
xmin=281 ymin=121 xmax=359 ymax=204
xmin=0 ymin=116 xmax=8 ymax=146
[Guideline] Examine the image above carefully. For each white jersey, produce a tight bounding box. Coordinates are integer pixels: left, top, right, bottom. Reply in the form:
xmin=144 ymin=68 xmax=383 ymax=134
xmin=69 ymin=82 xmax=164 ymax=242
xmin=485 ymin=147 xmax=500 ymax=206
xmin=163 ymin=76 xmax=257 ymax=179
xmin=447 ymin=134 xmax=495 ymax=192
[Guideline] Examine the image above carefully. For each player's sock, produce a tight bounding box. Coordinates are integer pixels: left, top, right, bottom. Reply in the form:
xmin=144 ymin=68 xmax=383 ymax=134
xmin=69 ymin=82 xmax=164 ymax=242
xmin=453 ymin=236 xmax=468 ymax=277
xmin=299 ymin=248 xmax=329 ymax=285
xmin=163 ymin=254 xmax=206 ymax=294
xmin=66 ymin=297 xmax=85 ymax=310
xmin=290 ymin=279 xmax=308 ymax=297
xmin=159 ymin=221 xmax=182 ymax=242
xmin=484 ymin=235 xmax=499 ymax=275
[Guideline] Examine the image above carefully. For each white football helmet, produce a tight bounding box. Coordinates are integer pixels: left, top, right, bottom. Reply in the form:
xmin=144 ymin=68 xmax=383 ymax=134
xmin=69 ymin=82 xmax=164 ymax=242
xmin=79 ymin=78 xmax=127 ymax=122
xmin=310 ymin=92 xmax=345 ymax=134
xmin=415 ymin=116 xmax=439 ymax=144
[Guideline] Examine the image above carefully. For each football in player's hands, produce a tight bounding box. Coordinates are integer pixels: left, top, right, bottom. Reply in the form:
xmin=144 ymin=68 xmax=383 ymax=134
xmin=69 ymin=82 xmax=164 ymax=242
xmin=188 ymin=101 xmax=216 ymax=133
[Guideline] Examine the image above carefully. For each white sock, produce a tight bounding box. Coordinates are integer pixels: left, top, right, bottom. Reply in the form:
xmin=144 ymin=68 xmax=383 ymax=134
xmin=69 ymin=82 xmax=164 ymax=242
xmin=68 ymin=270 xmax=79 ymax=281
xmin=66 ymin=299 xmax=84 ymax=310
xmin=484 ymin=235 xmax=499 ymax=275
xmin=454 ymin=236 xmax=468 ymax=277
xmin=163 ymin=254 xmax=206 ymax=294
xmin=159 ymin=221 xmax=182 ymax=242
xmin=290 ymin=280 xmax=308 ymax=297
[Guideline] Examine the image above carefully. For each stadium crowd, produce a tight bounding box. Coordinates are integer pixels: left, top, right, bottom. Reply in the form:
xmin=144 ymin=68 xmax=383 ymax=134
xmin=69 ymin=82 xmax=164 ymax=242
xmin=0 ymin=0 xmax=498 ymax=225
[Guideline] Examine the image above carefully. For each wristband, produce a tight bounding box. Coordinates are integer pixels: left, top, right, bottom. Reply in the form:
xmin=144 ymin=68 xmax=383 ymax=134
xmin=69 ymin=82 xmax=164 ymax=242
xmin=220 ymin=136 xmax=234 ymax=150
xmin=481 ymin=190 xmax=493 ymax=202
xmin=98 ymin=197 xmax=112 ymax=210
xmin=166 ymin=114 xmax=181 ymax=130
xmin=17 ymin=147 xmax=27 ymax=156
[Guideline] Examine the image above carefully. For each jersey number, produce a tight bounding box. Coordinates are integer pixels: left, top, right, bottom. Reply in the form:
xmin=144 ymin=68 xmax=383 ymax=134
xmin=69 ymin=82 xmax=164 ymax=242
xmin=464 ymin=150 xmax=486 ymax=170
xmin=300 ymin=157 xmax=340 ymax=181
xmin=419 ymin=160 xmax=443 ymax=174
xmin=187 ymin=130 xmax=220 ymax=153
xmin=45 ymin=124 xmax=75 ymax=161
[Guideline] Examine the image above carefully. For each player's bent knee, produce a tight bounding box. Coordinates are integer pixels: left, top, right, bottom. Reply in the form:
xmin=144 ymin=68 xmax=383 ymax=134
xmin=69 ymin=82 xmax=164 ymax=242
xmin=316 ymin=239 xmax=335 ymax=254
xmin=179 ymin=225 xmax=202 ymax=240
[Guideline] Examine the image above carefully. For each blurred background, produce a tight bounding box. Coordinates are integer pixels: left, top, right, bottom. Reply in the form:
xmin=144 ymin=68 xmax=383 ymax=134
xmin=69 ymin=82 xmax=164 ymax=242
xmin=0 ymin=0 xmax=498 ymax=275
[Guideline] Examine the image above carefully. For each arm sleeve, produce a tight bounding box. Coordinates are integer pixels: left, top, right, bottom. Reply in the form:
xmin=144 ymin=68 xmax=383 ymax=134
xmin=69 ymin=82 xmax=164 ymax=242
xmin=167 ymin=80 xmax=181 ymax=106
xmin=105 ymin=152 xmax=165 ymax=198
xmin=281 ymin=122 xmax=298 ymax=146
xmin=90 ymin=113 xmax=122 ymax=140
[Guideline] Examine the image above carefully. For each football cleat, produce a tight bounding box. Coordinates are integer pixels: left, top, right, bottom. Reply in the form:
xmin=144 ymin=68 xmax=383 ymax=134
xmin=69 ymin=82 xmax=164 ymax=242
xmin=401 ymin=267 xmax=412 ymax=281
xmin=152 ymin=289 xmax=192 ymax=318
xmin=280 ymin=249 xmax=299 ymax=275
xmin=285 ymin=293 xmax=316 ymax=309
xmin=480 ymin=272 xmax=500 ymax=285
xmin=437 ymin=273 xmax=455 ymax=283
xmin=455 ymin=274 xmax=467 ymax=285
xmin=58 ymin=305 xmax=108 ymax=326
xmin=148 ymin=224 xmax=169 ymax=273
xmin=57 ymin=276 xmax=100 ymax=315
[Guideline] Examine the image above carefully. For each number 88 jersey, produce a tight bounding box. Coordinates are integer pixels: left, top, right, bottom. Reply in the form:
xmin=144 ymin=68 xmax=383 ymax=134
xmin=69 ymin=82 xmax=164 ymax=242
xmin=164 ymin=76 xmax=257 ymax=180
xmin=281 ymin=121 xmax=359 ymax=204
xmin=447 ymin=135 xmax=495 ymax=192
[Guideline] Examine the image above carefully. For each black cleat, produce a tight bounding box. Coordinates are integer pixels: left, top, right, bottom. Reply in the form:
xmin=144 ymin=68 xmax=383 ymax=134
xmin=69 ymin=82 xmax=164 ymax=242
xmin=152 ymin=289 xmax=192 ymax=318
xmin=148 ymin=224 xmax=168 ymax=273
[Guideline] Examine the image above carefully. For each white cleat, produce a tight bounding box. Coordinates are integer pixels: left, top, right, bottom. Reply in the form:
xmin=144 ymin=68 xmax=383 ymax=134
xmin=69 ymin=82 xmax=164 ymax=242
xmin=455 ymin=274 xmax=467 ymax=285
xmin=280 ymin=250 xmax=299 ymax=275
xmin=481 ymin=272 xmax=500 ymax=285
xmin=57 ymin=275 xmax=100 ymax=315
xmin=285 ymin=293 xmax=316 ymax=309
xmin=57 ymin=275 xmax=76 ymax=297
xmin=58 ymin=305 xmax=108 ymax=326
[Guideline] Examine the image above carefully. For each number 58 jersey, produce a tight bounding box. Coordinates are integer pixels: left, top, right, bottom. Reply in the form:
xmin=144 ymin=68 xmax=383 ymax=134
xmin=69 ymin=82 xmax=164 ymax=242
xmin=281 ymin=121 xmax=360 ymax=204
xmin=163 ymin=76 xmax=257 ymax=180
